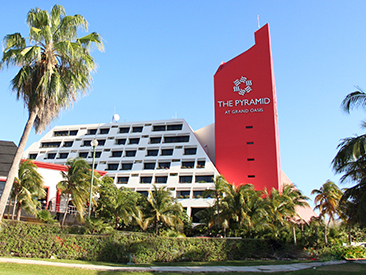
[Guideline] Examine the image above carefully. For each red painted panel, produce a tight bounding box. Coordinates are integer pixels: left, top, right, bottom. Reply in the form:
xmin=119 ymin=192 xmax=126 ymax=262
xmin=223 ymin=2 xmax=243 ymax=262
xmin=214 ymin=24 xmax=281 ymax=191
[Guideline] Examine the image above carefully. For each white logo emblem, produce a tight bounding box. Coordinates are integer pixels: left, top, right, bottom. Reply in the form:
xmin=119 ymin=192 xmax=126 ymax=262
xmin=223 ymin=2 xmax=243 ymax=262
xmin=233 ymin=76 xmax=252 ymax=96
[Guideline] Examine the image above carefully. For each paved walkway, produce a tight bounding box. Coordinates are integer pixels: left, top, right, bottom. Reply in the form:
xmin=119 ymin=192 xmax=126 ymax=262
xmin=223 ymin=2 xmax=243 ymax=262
xmin=0 ymin=257 xmax=350 ymax=273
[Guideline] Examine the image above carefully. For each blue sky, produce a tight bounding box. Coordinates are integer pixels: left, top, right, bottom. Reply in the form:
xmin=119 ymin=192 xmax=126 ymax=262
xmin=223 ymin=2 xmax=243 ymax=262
xmin=1 ymin=0 xmax=366 ymax=203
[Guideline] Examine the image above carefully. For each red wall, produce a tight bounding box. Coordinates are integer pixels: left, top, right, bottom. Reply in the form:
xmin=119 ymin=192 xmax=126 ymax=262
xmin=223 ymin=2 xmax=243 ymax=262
xmin=214 ymin=24 xmax=281 ymax=191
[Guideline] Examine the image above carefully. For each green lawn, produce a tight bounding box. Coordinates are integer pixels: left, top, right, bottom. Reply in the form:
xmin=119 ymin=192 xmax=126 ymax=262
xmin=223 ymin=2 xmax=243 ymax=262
xmin=0 ymin=261 xmax=365 ymax=275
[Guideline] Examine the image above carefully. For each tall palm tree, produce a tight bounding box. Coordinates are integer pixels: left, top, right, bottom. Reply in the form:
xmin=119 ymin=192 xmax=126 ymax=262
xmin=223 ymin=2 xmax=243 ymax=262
xmin=57 ymin=158 xmax=96 ymax=225
xmin=311 ymin=180 xmax=343 ymax=244
xmin=143 ymin=185 xmax=184 ymax=235
xmin=0 ymin=4 xmax=103 ymax=221
xmin=12 ymin=159 xmax=45 ymax=220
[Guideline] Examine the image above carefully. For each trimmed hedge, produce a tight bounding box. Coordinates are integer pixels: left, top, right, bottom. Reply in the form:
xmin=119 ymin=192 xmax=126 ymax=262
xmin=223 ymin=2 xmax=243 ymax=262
xmin=0 ymin=221 xmax=304 ymax=263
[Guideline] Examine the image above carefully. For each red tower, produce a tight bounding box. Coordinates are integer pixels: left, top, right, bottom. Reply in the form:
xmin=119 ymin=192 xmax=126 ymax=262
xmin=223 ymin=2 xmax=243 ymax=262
xmin=214 ymin=24 xmax=281 ymax=191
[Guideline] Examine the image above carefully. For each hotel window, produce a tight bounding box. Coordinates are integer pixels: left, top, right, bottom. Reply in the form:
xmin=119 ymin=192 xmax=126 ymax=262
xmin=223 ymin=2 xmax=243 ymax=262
xmin=63 ymin=141 xmax=73 ymax=147
xmin=158 ymin=162 xmax=170 ymax=169
xmin=83 ymin=140 xmax=91 ymax=147
xmin=28 ymin=154 xmax=37 ymax=160
xmin=132 ymin=126 xmax=143 ymax=133
xmin=54 ymin=131 xmax=68 ymax=137
xmin=149 ymin=137 xmax=161 ymax=144
xmin=79 ymin=152 xmax=88 ymax=158
xmin=147 ymin=149 xmax=158 ymax=156
xmin=179 ymin=175 xmax=193 ymax=184
xmin=121 ymin=163 xmax=133 ymax=170
xmin=128 ymin=138 xmax=140 ymax=145
xmin=41 ymin=142 xmax=61 ymax=148
xmin=167 ymin=124 xmax=183 ymax=131
xmin=58 ymin=153 xmax=69 ymax=159
xmin=181 ymin=161 xmax=194 ymax=169
xmin=119 ymin=127 xmax=130 ymax=133
xmin=195 ymin=175 xmax=214 ymax=183
xmin=97 ymin=140 xmax=106 ymax=146
xmin=140 ymin=176 xmax=152 ymax=184
xmin=137 ymin=191 xmax=148 ymax=196
xmin=144 ymin=163 xmax=155 ymax=170
xmin=197 ymin=160 xmax=205 ymax=168
xmin=125 ymin=150 xmax=136 ymax=157
xmin=184 ymin=147 xmax=197 ymax=155
xmin=177 ymin=190 xmax=190 ymax=198
xmin=99 ymin=128 xmax=110 ymax=134
xmin=116 ymin=138 xmax=126 ymax=145
xmin=117 ymin=177 xmax=129 ymax=184
xmin=87 ymin=129 xmax=97 ymax=135
xmin=107 ymin=163 xmax=119 ymax=170
xmin=111 ymin=151 xmax=123 ymax=157
xmin=152 ymin=125 xmax=166 ymax=131
xmin=69 ymin=130 xmax=78 ymax=136
xmin=155 ymin=176 xmax=168 ymax=184
xmin=94 ymin=152 xmax=102 ymax=158
xmin=47 ymin=153 xmax=56 ymax=159
xmin=164 ymin=135 xmax=190 ymax=143
xmin=161 ymin=148 xmax=173 ymax=156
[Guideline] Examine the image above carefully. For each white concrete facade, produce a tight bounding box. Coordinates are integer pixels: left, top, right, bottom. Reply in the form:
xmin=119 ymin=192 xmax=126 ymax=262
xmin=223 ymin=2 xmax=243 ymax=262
xmin=23 ymin=119 xmax=218 ymax=218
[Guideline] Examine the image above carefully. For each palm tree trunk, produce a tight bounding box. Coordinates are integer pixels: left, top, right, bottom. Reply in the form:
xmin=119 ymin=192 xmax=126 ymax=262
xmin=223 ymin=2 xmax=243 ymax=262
xmin=15 ymin=202 xmax=22 ymax=221
xmin=293 ymin=226 xmax=297 ymax=245
xmin=0 ymin=110 xmax=37 ymax=221
xmin=12 ymin=194 xmax=18 ymax=220
xmin=61 ymin=195 xmax=71 ymax=226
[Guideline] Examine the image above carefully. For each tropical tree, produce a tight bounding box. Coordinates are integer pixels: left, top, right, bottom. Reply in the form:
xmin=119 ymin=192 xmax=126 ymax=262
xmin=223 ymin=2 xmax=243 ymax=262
xmin=96 ymin=177 xmax=143 ymax=229
xmin=57 ymin=158 xmax=96 ymax=225
xmin=11 ymin=159 xmax=45 ymax=220
xmin=0 ymin=4 xmax=103 ymax=221
xmin=142 ymin=185 xmax=184 ymax=235
xmin=311 ymin=180 xmax=343 ymax=244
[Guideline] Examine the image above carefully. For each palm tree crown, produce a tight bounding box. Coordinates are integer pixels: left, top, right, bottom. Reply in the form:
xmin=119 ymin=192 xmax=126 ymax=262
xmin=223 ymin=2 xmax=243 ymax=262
xmin=0 ymin=5 xmax=103 ymax=221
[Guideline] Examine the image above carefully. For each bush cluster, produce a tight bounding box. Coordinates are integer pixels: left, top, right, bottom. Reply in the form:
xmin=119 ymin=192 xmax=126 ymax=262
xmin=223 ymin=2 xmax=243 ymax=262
xmin=0 ymin=221 xmax=307 ymax=264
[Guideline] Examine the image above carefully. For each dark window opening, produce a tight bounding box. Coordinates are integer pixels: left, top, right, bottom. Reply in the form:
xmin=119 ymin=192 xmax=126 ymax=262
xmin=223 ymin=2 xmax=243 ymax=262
xmin=246 ymin=126 xmax=253 ymax=129
xmin=155 ymin=176 xmax=168 ymax=184
xmin=161 ymin=148 xmax=173 ymax=156
xmin=197 ymin=160 xmax=205 ymax=168
xmin=41 ymin=142 xmax=61 ymax=148
xmin=54 ymin=131 xmax=68 ymax=136
xmin=164 ymin=135 xmax=190 ymax=143
xmin=125 ymin=150 xmax=136 ymax=157
xmin=47 ymin=153 xmax=56 ymax=159
xmin=184 ymin=147 xmax=197 ymax=155
xmin=28 ymin=154 xmax=37 ymax=160
xmin=79 ymin=152 xmax=88 ymax=158
xmin=83 ymin=140 xmax=91 ymax=147
xmin=182 ymin=161 xmax=194 ymax=169
xmin=150 ymin=137 xmax=162 ymax=144
xmin=247 ymin=158 xmax=255 ymax=161
xmin=144 ymin=163 xmax=155 ymax=170
xmin=87 ymin=129 xmax=97 ymax=135
xmin=132 ymin=126 xmax=143 ymax=133
xmin=100 ymin=128 xmax=110 ymax=134
xmin=195 ymin=175 xmax=214 ymax=183
xmin=192 ymin=208 xmax=206 ymax=223
xmin=107 ymin=163 xmax=119 ymax=170
xmin=140 ymin=176 xmax=152 ymax=184
xmin=112 ymin=151 xmax=123 ymax=157
xmin=129 ymin=138 xmax=140 ymax=145
xmin=117 ymin=177 xmax=129 ymax=184
xmin=58 ymin=153 xmax=69 ymax=159
xmin=247 ymin=142 xmax=254 ymax=145
xmin=119 ymin=127 xmax=130 ymax=133
xmin=116 ymin=139 xmax=126 ymax=145
xmin=179 ymin=175 xmax=193 ymax=183
xmin=147 ymin=149 xmax=158 ymax=156
xmin=69 ymin=130 xmax=78 ymax=136
xmin=63 ymin=141 xmax=73 ymax=147
xmin=137 ymin=191 xmax=148 ymax=196
xmin=158 ymin=162 xmax=170 ymax=169
xmin=248 ymin=175 xmax=255 ymax=178
xmin=167 ymin=124 xmax=183 ymax=131
xmin=152 ymin=125 xmax=166 ymax=131
xmin=121 ymin=163 xmax=133 ymax=170
xmin=177 ymin=190 xmax=190 ymax=198
xmin=97 ymin=140 xmax=106 ymax=146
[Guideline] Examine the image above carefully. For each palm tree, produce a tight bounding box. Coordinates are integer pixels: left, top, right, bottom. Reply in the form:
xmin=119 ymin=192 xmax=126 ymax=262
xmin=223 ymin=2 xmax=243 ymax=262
xmin=12 ymin=159 xmax=45 ymax=220
xmin=142 ymin=185 xmax=184 ymax=235
xmin=311 ymin=180 xmax=343 ymax=244
xmin=0 ymin=4 xmax=103 ymax=221
xmin=57 ymin=158 xmax=96 ymax=225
